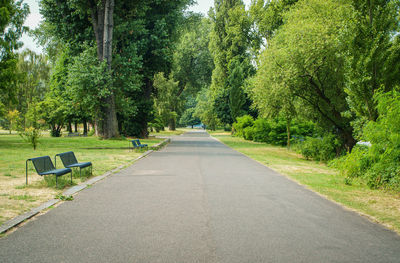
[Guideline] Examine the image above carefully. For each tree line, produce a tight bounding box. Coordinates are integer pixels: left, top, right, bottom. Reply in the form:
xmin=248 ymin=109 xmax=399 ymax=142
xmin=1 ymin=0 xmax=400 ymax=188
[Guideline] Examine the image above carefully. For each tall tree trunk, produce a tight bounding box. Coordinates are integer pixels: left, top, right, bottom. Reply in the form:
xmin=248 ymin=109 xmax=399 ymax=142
xmin=74 ymin=121 xmax=78 ymax=133
xmin=83 ymin=119 xmax=88 ymax=135
xmin=138 ymin=78 xmax=153 ymax=138
xmin=168 ymin=118 xmax=176 ymax=131
xmin=89 ymin=0 xmax=118 ymax=139
xmin=67 ymin=121 xmax=72 ymax=133
xmin=286 ymin=119 xmax=291 ymax=148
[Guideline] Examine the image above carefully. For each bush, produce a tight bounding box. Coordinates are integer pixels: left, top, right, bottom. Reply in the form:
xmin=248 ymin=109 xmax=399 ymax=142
xmin=243 ymin=126 xmax=254 ymax=140
xmin=232 ymin=115 xmax=254 ymax=137
xmin=298 ymin=134 xmax=340 ymax=162
xmin=252 ymin=118 xmax=271 ymax=143
xmin=336 ymin=89 xmax=400 ymax=190
xmin=267 ymin=118 xmax=287 ymax=145
xmin=224 ymin=124 xmax=232 ymax=132
xmin=334 ymin=145 xmax=371 ymax=178
xmin=19 ymin=127 xmax=41 ymax=150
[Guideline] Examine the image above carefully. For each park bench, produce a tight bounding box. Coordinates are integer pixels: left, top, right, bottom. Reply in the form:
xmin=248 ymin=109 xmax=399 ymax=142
xmin=67 ymin=132 xmax=80 ymax=137
xmin=26 ymin=156 xmax=72 ymax=187
xmin=131 ymin=139 xmax=148 ymax=149
xmin=55 ymin=151 xmax=92 ymax=177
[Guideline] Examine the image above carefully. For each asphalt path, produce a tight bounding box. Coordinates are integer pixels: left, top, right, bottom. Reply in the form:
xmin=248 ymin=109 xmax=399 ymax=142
xmin=1 ymin=131 xmax=400 ymax=263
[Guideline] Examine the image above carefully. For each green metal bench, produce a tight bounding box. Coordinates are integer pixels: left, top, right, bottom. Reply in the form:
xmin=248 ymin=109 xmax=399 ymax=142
xmin=55 ymin=151 xmax=92 ymax=177
xmin=26 ymin=156 xmax=72 ymax=187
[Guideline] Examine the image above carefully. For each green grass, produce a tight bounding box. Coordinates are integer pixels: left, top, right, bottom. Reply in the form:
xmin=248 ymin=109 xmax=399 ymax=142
xmin=149 ymin=128 xmax=188 ymax=137
xmin=211 ymin=131 xmax=400 ymax=234
xmin=0 ymin=134 xmax=162 ymax=181
xmin=0 ymin=132 xmax=164 ymax=228
xmin=8 ymin=195 xmax=37 ymax=202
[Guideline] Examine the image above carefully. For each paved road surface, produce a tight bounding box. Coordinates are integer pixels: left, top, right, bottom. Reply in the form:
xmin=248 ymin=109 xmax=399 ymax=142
xmin=1 ymin=131 xmax=400 ymax=262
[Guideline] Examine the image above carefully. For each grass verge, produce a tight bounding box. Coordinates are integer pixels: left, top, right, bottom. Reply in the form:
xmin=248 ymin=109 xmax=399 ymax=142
xmin=0 ymin=133 xmax=162 ymax=226
xmin=149 ymin=128 xmax=192 ymax=137
xmin=210 ymin=131 xmax=400 ymax=234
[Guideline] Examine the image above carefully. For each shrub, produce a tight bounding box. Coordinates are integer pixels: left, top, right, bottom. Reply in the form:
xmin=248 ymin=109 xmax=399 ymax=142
xmin=298 ymin=134 xmax=340 ymax=162
xmin=336 ymin=89 xmax=400 ymax=190
xmin=232 ymin=115 xmax=254 ymax=137
xmin=267 ymin=118 xmax=287 ymax=145
xmin=334 ymin=145 xmax=371 ymax=179
xmin=243 ymin=126 xmax=254 ymax=140
xmin=19 ymin=127 xmax=41 ymax=150
xmin=252 ymin=118 xmax=271 ymax=142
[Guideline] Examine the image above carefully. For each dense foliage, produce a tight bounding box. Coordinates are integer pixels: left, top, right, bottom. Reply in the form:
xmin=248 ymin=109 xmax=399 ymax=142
xmin=3 ymin=0 xmax=400 ymax=190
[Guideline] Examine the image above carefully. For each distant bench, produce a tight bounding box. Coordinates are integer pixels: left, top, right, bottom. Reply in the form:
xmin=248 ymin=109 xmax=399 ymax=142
xmin=131 ymin=139 xmax=148 ymax=150
xmin=66 ymin=133 xmax=88 ymax=137
xmin=26 ymin=156 xmax=72 ymax=187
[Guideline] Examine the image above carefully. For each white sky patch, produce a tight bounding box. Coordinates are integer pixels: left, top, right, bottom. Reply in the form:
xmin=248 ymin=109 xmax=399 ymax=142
xmin=188 ymin=0 xmax=251 ymax=15
xmin=21 ymin=0 xmax=42 ymax=54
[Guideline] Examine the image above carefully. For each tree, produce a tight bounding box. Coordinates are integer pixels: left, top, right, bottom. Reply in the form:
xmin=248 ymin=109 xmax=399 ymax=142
xmin=345 ymin=0 xmax=400 ymax=122
xmin=35 ymin=96 xmax=66 ymax=137
xmin=179 ymin=108 xmax=200 ymax=128
xmin=40 ymin=0 xmax=193 ymax=138
xmin=0 ymin=0 xmax=29 ymax=114
xmin=228 ymin=60 xmax=246 ymax=122
xmin=5 ymin=109 xmax=20 ymax=134
xmin=172 ymin=16 xmax=214 ymax=98
xmin=253 ymin=0 xmax=357 ymax=150
xmin=208 ymin=0 xmax=253 ymax=125
xmin=14 ymin=49 xmax=50 ymax=126
xmin=249 ymin=0 xmax=298 ymax=44
xmin=194 ymin=87 xmax=220 ymax=130
xmin=153 ymin=72 xmax=180 ymax=131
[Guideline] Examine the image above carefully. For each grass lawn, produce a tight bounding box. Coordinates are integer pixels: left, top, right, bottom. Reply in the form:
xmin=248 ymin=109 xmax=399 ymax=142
xmin=149 ymin=128 xmax=190 ymax=137
xmin=210 ymin=131 xmax=400 ymax=234
xmin=0 ymin=132 xmax=163 ymax=226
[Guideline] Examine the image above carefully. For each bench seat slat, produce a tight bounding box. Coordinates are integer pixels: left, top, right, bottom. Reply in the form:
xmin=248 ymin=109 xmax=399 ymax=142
xmin=66 ymin=162 xmax=92 ymax=169
xmin=40 ymin=168 xmax=72 ymax=177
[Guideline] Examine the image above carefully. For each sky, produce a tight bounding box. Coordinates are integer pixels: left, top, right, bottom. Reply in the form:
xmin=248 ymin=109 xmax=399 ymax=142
xmin=21 ymin=0 xmax=251 ymax=54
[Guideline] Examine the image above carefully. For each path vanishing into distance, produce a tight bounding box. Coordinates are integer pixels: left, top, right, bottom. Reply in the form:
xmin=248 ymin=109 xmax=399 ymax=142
xmin=1 ymin=131 xmax=400 ymax=262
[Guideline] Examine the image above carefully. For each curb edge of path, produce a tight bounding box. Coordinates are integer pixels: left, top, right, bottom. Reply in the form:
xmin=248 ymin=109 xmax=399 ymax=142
xmin=0 ymin=138 xmax=171 ymax=236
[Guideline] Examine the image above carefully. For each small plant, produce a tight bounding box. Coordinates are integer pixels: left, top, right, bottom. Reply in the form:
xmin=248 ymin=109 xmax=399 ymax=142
xmin=344 ymin=177 xmax=352 ymax=186
xmin=55 ymin=194 xmax=74 ymax=201
xmin=5 ymin=109 xmax=21 ymax=134
xmin=19 ymin=127 xmax=41 ymax=150
xmin=3 ymin=173 xmax=12 ymax=177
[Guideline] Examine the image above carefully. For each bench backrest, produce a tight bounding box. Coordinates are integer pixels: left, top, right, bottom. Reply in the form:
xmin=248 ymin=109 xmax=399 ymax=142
xmin=131 ymin=140 xmax=139 ymax=147
xmin=30 ymin=156 xmax=55 ymax=174
xmin=58 ymin=151 xmax=78 ymax=167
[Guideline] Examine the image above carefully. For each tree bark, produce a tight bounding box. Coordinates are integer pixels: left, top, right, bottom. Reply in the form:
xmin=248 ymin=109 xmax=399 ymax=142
xmin=89 ymin=0 xmax=118 ymax=139
xmin=286 ymin=119 xmax=291 ymax=148
xmin=168 ymin=118 xmax=176 ymax=131
xmin=67 ymin=121 xmax=72 ymax=133
xmin=83 ymin=119 xmax=88 ymax=135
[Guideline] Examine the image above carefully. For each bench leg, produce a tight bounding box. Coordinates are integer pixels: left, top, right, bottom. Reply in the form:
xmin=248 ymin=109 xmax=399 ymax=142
xmin=26 ymin=160 xmax=29 ymax=185
xmin=56 ymin=175 xmax=58 ymax=188
xmin=71 ymin=171 xmax=72 ymax=184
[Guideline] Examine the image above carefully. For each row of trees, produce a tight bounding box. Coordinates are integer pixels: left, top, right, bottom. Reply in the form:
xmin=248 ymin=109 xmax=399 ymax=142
xmin=1 ymin=0 xmax=205 ymax=138
xmin=195 ymin=0 xmax=400 ymax=189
